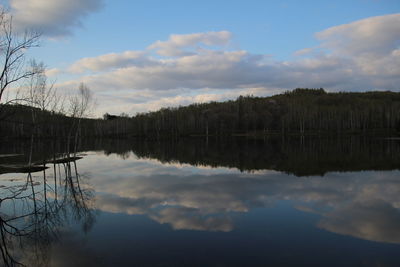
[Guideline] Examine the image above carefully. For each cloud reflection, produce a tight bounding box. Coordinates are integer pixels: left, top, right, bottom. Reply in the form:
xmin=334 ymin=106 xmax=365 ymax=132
xmin=318 ymin=200 xmax=400 ymax=244
xmin=82 ymin=153 xmax=400 ymax=243
xmin=150 ymin=207 xmax=233 ymax=232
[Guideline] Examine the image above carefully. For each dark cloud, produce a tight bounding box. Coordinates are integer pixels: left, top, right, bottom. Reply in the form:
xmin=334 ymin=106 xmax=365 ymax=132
xmin=10 ymin=0 xmax=103 ymax=37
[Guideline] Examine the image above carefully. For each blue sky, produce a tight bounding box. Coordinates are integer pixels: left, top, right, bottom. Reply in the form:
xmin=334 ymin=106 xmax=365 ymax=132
xmin=4 ymin=0 xmax=400 ymax=116
xmin=33 ymin=0 xmax=399 ymax=62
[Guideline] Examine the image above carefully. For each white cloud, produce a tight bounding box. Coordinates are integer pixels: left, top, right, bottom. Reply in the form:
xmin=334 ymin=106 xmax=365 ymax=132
xmin=45 ymin=68 xmax=61 ymax=77
xmin=314 ymin=13 xmax=400 ymax=80
xmin=55 ymin=14 xmax=400 ymax=115
xmin=9 ymin=0 xmax=103 ymax=37
xmin=121 ymin=87 xmax=274 ymax=114
xmin=74 ymin=50 xmax=267 ymax=91
xmin=315 ymin=13 xmax=400 ymax=57
xmin=148 ymin=31 xmax=232 ymax=57
xmin=68 ymin=51 xmax=153 ymax=73
xmin=293 ymin=47 xmax=314 ymax=56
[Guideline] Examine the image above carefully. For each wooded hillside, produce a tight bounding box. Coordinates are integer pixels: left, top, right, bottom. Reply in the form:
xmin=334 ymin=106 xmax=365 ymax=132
xmin=1 ymin=88 xmax=400 ymax=139
xmin=129 ymin=88 xmax=400 ymax=137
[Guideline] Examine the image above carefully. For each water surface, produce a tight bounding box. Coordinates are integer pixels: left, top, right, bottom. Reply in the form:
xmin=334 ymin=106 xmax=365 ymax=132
xmin=1 ymin=137 xmax=399 ymax=266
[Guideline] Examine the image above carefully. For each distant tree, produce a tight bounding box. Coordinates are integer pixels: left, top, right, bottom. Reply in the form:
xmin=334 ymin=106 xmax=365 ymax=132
xmin=67 ymin=83 xmax=95 ymax=154
xmin=19 ymin=60 xmax=66 ymax=138
xmin=68 ymin=83 xmax=95 ymax=119
xmin=25 ymin=60 xmax=62 ymax=113
xmin=103 ymin=113 xmax=118 ymax=120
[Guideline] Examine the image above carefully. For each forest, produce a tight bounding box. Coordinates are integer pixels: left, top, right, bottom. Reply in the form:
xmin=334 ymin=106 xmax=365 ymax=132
xmin=1 ymin=88 xmax=400 ymax=140
xmin=128 ymin=88 xmax=400 ymax=137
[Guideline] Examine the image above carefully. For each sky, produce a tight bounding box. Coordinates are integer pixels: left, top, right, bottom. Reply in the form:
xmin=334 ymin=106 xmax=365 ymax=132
xmin=2 ymin=0 xmax=400 ymax=116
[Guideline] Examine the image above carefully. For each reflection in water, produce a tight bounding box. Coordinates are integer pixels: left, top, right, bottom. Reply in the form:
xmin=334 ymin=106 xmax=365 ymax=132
xmin=87 ymin=148 xmax=400 ymax=244
xmin=103 ymin=172 xmax=400 ymax=243
xmin=89 ymin=136 xmax=400 ymax=176
xmin=0 ymin=156 xmax=94 ymax=266
xmin=3 ymin=137 xmax=399 ymax=176
xmin=318 ymin=199 xmax=400 ymax=243
xmin=1 ymin=137 xmax=400 ymax=266
xmin=83 ymin=139 xmax=400 ymax=247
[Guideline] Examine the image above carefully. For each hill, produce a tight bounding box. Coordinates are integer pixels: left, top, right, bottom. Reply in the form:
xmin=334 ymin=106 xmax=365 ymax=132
xmin=1 ymin=88 xmax=400 ymax=139
xmin=128 ymin=88 xmax=400 ymax=137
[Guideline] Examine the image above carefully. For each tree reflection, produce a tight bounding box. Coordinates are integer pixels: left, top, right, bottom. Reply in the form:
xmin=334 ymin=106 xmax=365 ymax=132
xmin=0 ymin=156 xmax=94 ymax=267
xmin=91 ymin=136 xmax=400 ymax=176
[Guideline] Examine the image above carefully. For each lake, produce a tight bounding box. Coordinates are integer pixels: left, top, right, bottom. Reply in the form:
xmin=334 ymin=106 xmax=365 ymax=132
xmin=0 ymin=136 xmax=400 ymax=266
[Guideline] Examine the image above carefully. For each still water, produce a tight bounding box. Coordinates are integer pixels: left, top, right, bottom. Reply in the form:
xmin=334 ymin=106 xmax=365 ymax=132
xmin=0 ymin=137 xmax=400 ymax=266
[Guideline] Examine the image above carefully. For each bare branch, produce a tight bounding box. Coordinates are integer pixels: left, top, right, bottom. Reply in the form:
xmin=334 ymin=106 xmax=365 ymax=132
xmin=0 ymin=8 xmax=41 ymax=104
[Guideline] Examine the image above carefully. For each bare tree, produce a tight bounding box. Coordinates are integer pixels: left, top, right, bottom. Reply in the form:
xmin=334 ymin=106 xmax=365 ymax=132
xmin=0 ymin=8 xmax=40 ymax=104
xmin=18 ymin=61 xmax=65 ymax=164
xmin=26 ymin=61 xmax=62 ymax=112
xmin=67 ymin=83 xmax=95 ymax=155
xmin=68 ymin=83 xmax=94 ymax=119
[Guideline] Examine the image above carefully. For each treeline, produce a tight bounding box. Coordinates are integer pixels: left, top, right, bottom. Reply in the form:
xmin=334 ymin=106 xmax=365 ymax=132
xmin=0 ymin=104 xmax=95 ymax=139
xmin=1 ymin=88 xmax=400 ymax=139
xmin=129 ymin=88 xmax=400 ymax=137
xmin=0 ymin=104 xmax=134 ymax=139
